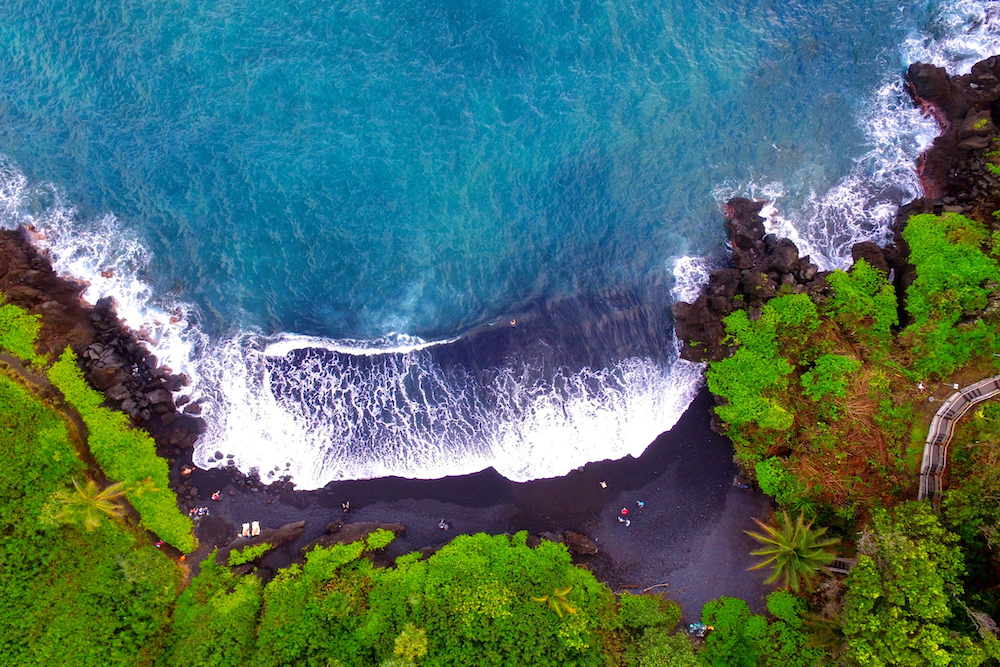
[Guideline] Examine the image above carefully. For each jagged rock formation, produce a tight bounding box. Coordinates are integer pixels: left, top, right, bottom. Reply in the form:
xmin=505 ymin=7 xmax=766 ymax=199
xmin=906 ymin=56 xmax=1000 ymax=215
xmin=0 ymin=228 xmax=205 ymax=491
xmin=674 ymin=55 xmax=1000 ymax=365
xmin=672 ymin=199 xmax=830 ymax=363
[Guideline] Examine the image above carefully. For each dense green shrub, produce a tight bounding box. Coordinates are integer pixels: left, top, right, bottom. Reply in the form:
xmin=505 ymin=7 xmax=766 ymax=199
xmin=229 ymin=542 xmax=274 ymax=566
xmin=902 ymin=213 xmax=1000 ymax=377
xmin=755 ymin=457 xmax=810 ymax=510
xmin=618 ymin=592 xmax=681 ymax=635
xmin=842 ymin=502 xmax=985 ymax=666
xmin=707 ymin=294 xmax=820 ymax=432
xmin=0 ymin=374 xmax=180 ymax=667
xmin=618 ymin=593 xmax=695 ymax=667
xmin=163 ymin=554 xmax=263 ymax=667
xmin=170 ymin=530 xmax=640 ymax=667
xmin=825 ymin=260 xmax=898 ymax=352
xmin=47 ymin=348 xmax=194 ymax=551
xmin=0 ymin=301 xmax=46 ymax=365
xmin=698 ymin=597 xmax=767 ymax=667
xmin=698 ymin=593 xmax=822 ymax=667
xmin=800 ymin=354 xmax=861 ymax=401
xmin=627 ymin=631 xmax=698 ymax=667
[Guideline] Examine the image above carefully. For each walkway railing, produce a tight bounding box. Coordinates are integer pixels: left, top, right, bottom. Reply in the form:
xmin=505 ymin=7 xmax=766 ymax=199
xmin=918 ymin=375 xmax=1000 ymax=504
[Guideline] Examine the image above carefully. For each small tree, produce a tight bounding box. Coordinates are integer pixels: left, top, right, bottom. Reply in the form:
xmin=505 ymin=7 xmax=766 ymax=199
xmin=746 ymin=512 xmax=838 ymax=592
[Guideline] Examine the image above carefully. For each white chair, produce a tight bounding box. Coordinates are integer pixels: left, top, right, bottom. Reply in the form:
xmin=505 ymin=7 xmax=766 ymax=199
xmin=251 ymin=521 xmax=261 ymax=537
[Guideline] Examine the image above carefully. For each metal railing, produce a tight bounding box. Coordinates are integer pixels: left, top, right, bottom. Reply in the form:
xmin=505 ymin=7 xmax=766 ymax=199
xmin=918 ymin=376 xmax=1000 ymax=505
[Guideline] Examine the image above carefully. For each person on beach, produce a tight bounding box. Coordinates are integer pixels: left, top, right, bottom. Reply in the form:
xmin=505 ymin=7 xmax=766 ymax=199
xmin=438 ymin=519 xmax=449 ymax=530
xmin=251 ymin=521 xmax=261 ymax=536
xmin=241 ymin=523 xmax=250 ymax=537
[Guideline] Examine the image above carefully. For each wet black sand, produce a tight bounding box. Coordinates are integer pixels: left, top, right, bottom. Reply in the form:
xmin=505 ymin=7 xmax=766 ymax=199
xmin=188 ymin=388 xmax=772 ymax=619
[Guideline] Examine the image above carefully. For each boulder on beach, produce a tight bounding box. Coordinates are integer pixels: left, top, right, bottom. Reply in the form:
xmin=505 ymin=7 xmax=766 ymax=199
xmin=562 ymin=530 xmax=598 ymax=556
xmin=215 ymin=519 xmax=306 ymax=566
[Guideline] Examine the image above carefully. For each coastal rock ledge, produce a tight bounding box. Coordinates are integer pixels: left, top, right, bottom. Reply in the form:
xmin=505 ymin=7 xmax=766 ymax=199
xmin=676 ymin=54 xmax=1000 ymax=366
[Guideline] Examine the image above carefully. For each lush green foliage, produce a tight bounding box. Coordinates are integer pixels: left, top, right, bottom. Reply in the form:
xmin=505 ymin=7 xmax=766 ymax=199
xmin=0 ymin=374 xmax=180 ymax=667
xmin=0 ymin=301 xmax=46 ymax=365
xmin=164 ymin=554 xmax=264 ymax=667
xmin=48 ymin=348 xmax=194 ymax=551
xmin=800 ymin=354 xmax=861 ymax=401
xmin=698 ymin=593 xmax=822 ymax=667
xmin=49 ymin=477 xmax=129 ymax=530
xmin=825 ymin=260 xmax=898 ymax=352
xmin=617 ymin=593 xmax=696 ymax=667
xmin=228 ymin=542 xmax=275 ymax=566
xmin=754 ymin=458 xmax=810 ymax=513
xmin=707 ymin=294 xmax=819 ymax=432
xmin=167 ymin=531 xmax=697 ymax=667
xmin=902 ymin=213 xmax=999 ymax=377
xmin=746 ymin=512 xmax=837 ymax=592
xmin=842 ymin=503 xmax=984 ymax=666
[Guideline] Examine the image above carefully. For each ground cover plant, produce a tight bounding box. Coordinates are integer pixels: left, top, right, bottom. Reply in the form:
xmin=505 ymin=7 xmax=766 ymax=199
xmin=47 ymin=348 xmax=195 ymax=550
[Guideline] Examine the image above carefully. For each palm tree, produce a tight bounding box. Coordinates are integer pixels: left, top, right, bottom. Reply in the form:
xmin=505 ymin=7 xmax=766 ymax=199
xmin=52 ymin=477 xmax=128 ymax=530
xmin=532 ymin=586 xmax=577 ymax=618
xmin=746 ymin=512 xmax=838 ymax=592
xmin=804 ymin=613 xmax=850 ymax=662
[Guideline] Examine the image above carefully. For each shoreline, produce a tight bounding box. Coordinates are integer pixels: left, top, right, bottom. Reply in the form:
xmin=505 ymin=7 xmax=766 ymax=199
xmin=189 ymin=386 xmax=772 ymax=618
xmin=0 ymin=224 xmax=772 ymax=618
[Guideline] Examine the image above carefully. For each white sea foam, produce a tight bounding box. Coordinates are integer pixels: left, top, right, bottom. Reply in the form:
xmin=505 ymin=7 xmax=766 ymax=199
xmin=263 ymin=332 xmax=461 ymax=357
xmin=0 ymin=153 xmax=708 ymax=488
xmin=903 ymin=0 xmax=1000 ymax=75
xmin=709 ymin=2 xmax=1000 ymax=273
xmin=0 ymin=156 xmax=203 ymax=384
xmin=670 ymin=256 xmax=713 ymax=303
xmin=194 ymin=333 xmax=706 ymax=487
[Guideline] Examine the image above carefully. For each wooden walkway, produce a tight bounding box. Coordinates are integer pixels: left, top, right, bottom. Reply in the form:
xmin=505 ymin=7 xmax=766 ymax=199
xmin=918 ymin=375 xmax=1000 ymax=504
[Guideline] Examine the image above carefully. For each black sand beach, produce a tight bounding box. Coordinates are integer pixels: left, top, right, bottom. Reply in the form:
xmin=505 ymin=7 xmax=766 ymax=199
xmin=189 ymin=387 xmax=773 ymax=620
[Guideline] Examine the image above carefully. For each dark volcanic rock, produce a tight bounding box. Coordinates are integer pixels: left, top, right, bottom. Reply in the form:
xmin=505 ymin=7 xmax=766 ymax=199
xmin=850 ymin=242 xmax=890 ymax=275
xmin=0 ymin=227 xmax=207 ymax=496
xmin=215 ymin=520 xmax=307 ymax=566
xmin=562 ymin=530 xmax=598 ymax=555
xmin=671 ymin=198 xmax=826 ymax=363
xmin=906 ymin=56 xmax=1000 ymax=214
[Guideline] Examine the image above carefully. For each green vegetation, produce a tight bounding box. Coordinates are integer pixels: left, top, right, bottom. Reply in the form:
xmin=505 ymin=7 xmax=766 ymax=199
xmin=0 ymin=373 xmax=180 ymax=666
xmin=49 ymin=477 xmax=130 ymax=530
xmin=0 ymin=295 xmax=193 ymax=551
xmin=48 ymin=348 xmax=194 ymax=551
xmin=0 ymin=302 xmax=47 ymax=365
xmin=694 ymin=210 xmax=1000 ymax=665
xmin=706 ymin=293 xmax=819 ymax=435
xmin=705 ymin=213 xmax=1000 ymax=512
xmin=228 ymin=542 xmax=275 ymax=566
xmin=800 ymin=354 xmax=861 ymax=401
xmin=746 ymin=512 xmax=838 ymax=592
xmin=841 ymin=503 xmax=984 ymax=666
xmin=698 ymin=593 xmax=823 ymax=667
xmin=166 ymin=530 xmax=697 ymax=667
xmin=902 ymin=213 xmax=999 ymax=378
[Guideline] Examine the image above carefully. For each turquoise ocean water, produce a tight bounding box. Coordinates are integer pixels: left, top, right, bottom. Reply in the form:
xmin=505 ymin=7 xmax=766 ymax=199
xmin=0 ymin=0 xmax=998 ymax=487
